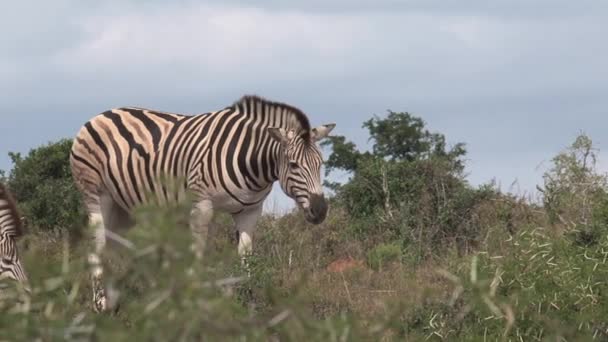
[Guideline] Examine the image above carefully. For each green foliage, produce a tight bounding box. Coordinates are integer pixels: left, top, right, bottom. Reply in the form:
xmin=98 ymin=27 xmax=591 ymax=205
xmin=0 ymin=202 xmax=369 ymax=341
xmin=4 ymin=199 xmax=606 ymax=341
xmin=323 ymin=110 xmax=492 ymax=256
xmin=410 ymin=225 xmax=608 ymax=340
xmin=322 ymin=111 xmax=466 ymax=175
xmin=540 ymin=134 xmax=608 ymax=247
xmin=541 ymin=134 xmax=607 ymax=225
xmin=4 ymin=139 xmax=86 ymax=234
xmin=366 ymin=242 xmax=401 ymax=271
xmin=321 ymin=135 xmax=362 ymax=178
xmin=363 ymin=111 xmax=466 ymax=166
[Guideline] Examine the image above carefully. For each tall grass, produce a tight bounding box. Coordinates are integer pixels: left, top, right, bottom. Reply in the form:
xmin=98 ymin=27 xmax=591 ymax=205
xmin=2 ymin=192 xmax=606 ymax=340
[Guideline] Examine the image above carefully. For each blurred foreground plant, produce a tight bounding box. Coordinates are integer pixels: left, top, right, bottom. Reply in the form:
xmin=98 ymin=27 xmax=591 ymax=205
xmin=0 ymin=201 xmax=379 ymax=341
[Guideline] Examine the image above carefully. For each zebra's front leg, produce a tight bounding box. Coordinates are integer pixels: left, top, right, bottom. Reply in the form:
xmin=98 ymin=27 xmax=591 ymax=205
xmin=88 ymin=212 xmax=107 ymax=313
xmin=233 ymin=205 xmax=263 ymax=276
xmin=190 ymin=200 xmax=214 ymax=260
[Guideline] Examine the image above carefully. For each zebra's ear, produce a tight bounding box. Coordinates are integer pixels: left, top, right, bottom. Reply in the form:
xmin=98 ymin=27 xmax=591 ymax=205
xmin=311 ymin=123 xmax=336 ymax=141
xmin=267 ymin=127 xmax=289 ymax=145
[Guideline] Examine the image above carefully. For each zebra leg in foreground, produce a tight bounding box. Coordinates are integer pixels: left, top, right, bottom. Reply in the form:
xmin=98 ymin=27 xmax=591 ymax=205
xmin=88 ymin=211 xmax=107 ymax=313
xmin=88 ymin=193 xmax=134 ymax=313
xmin=190 ymin=200 xmax=214 ymax=260
xmin=233 ymin=205 xmax=263 ymax=275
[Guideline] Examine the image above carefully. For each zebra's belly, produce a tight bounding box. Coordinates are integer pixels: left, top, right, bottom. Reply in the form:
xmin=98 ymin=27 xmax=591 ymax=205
xmin=101 ymin=164 xmax=273 ymax=214
xmin=104 ymin=179 xmax=189 ymax=212
xmin=210 ymin=195 xmax=249 ymax=214
xmin=206 ymin=187 xmax=274 ymax=214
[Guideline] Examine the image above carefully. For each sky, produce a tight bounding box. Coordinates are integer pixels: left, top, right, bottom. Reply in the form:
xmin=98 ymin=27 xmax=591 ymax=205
xmin=1 ymin=1 xmax=607 ymax=213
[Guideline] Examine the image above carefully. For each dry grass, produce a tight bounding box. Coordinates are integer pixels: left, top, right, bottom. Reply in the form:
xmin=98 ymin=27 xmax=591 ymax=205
xmin=2 ymin=189 xmax=608 ymax=340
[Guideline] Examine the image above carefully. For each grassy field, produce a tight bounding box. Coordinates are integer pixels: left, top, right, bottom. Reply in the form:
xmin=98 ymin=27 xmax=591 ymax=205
xmin=1 ymin=192 xmax=607 ymax=341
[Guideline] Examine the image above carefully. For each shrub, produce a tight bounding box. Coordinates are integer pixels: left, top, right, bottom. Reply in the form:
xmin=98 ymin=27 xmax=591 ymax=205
xmin=415 ymin=225 xmax=608 ymax=341
xmin=4 ymin=139 xmax=87 ymax=234
xmin=323 ymin=111 xmax=500 ymax=257
xmin=540 ymin=134 xmax=608 ymax=229
xmin=366 ymin=242 xmax=401 ymax=270
xmin=0 ymin=201 xmax=380 ymax=341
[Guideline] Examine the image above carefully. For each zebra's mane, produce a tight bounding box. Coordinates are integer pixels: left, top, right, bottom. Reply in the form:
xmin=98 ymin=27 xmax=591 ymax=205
xmin=233 ymin=95 xmax=312 ymax=141
xmin=0 ymin=183 xmax=22 ymax=237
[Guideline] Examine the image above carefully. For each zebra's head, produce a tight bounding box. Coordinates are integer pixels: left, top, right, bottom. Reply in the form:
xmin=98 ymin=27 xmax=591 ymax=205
xmin=269 ymin=123 xmax=335 ymax=224
xmin=0 ymin=184 xmax=29 ymax=291
xmin=0 ymin=236 xmax=29 ymax=290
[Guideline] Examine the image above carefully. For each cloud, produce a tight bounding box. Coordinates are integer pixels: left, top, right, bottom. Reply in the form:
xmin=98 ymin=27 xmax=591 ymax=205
xmin=0 ymin=1 xmax=607 ymax=213
xmin=52 ymin=5 xmax=363 ymax=76
xmin=4 ymin=1 xmax=605 ymax=106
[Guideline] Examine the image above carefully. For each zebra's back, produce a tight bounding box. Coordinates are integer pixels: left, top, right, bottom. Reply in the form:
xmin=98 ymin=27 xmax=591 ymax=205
xmin=70 ymin=107 xmax=216 ymax=212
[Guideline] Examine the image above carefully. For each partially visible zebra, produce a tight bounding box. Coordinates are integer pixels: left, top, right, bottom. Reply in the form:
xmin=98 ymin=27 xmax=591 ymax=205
xmin=0 ymin=183 xmax=29 ymax=290
xmin=70 ymin=95 xmax=335 ymax=312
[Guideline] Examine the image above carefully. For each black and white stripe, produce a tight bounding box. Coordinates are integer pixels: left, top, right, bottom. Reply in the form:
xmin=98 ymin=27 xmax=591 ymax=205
xmin=70 ymin=95 xmax=334 ymax=312
xmin=70 ymin=95 xmax=333 ymax=218
xmin=0 ymin=183 xmax=29 ymax=288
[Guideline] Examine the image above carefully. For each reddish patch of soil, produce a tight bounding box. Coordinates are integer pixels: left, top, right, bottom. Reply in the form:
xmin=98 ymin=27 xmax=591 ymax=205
xmin=326 ymin=257 xmax=365 ymax=273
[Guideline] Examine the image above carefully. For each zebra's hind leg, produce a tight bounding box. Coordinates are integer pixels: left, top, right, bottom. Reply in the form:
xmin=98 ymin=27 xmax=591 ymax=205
xmin=87 ymin=211 xmax=107 ymax=313
xmin=233 ymin=204 xmax=263 ymax=276
xmin=190 ymin=200 xmax=214 ymax=260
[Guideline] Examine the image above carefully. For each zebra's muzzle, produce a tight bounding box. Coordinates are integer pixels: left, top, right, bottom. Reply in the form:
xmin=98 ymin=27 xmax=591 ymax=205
xmin=305 ymin=194 xmax=328 ymax=224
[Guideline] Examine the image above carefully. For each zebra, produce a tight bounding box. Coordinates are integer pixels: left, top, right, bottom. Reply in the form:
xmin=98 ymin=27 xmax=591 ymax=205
xmin=0 ymin=183 xmax=29 ymax=290
xmin=70 ymin=95 xmax=335 ymax=312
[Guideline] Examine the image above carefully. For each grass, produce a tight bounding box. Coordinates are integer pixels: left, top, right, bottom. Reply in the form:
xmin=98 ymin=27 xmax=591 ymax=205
xmin=1 ymin=195 xmax=608 ymax=341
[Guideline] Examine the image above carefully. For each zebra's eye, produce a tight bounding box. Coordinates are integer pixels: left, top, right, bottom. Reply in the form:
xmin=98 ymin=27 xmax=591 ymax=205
xmin=288 ymin=161 xmax=299 ymax=170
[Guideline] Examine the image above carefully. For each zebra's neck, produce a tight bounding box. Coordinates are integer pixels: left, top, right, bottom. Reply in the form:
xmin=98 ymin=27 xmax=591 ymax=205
xmin=232 ymin=97 xmax=309 ymax=190
xmin=0 ymin=185 xmax=21 ymax=238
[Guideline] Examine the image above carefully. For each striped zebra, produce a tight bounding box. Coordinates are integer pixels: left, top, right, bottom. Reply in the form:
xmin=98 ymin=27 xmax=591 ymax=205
xmin=0 ymin=183 xmax=29 ymax=290
xmin=70 ymin=95 xmax=335 ymax=312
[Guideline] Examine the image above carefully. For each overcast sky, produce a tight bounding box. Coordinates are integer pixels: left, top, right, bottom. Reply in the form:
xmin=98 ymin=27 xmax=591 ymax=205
xmin=1 ymin=1 xmax=607 ymax=212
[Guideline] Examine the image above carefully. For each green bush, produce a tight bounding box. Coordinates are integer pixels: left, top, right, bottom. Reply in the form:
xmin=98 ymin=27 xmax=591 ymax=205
xmin=407 ymin=225 xmax=608 ymax=341
xmin=0 ymin=201 xmax=379 ymax=341
xmin=367 ymin=242 xmax=401 ymax=270
xmin=540 ymin=134 xmax=608 ymax=228
xmin=323 ymin=110 xmax=498 ymax=257
xmin=4 ymin=139 xmax=87 ymax=234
